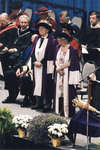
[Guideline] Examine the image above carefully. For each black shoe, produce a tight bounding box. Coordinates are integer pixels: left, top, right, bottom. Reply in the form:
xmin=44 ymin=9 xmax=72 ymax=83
xmin=31 ymin=104 xmax=43 ymax=109
xmin=21 ymin=96 xmax=30 ymax=107
xmin=2 ymin=97 xmax=15 ymax=103
xmin=43 ymin=107 xmax=51 ymax=113
xmin=67 ymin=132 xmax=74 ymax=144
xmin=29 ymin=96 xmax=36 ymax=106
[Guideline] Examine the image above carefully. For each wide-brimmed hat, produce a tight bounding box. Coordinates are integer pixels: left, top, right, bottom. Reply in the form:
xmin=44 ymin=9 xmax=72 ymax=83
xmin=34 ymin=7 xmax=48 ymax=15
xmin=61 ymin=23 xmax=79 ymax=36
xmin=10 ymin=1 xmax=23 ymax=10
xmin=37 ymin=20 xmax=52 ymax=31
xmin=57 ymin=32 xmax=72 ymax=42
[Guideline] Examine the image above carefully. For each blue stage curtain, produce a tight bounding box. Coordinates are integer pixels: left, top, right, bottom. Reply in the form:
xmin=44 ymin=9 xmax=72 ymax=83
xmin=2 ymin=0 xmax=100 ymax=25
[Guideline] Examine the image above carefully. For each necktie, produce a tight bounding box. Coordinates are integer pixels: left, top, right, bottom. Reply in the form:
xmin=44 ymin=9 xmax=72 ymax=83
xmin=39 ymin=38 xmax=44 ymax=48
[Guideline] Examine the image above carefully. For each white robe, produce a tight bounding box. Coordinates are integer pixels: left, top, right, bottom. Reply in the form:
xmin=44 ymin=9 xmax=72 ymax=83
xmin=34 ymin=37 xmax=48 ymax=96
xmin=55 ymin=47 xmax=70 ymax=118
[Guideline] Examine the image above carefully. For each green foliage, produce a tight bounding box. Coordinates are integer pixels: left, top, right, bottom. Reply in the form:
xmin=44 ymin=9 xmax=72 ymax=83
xmin=27 ymin=113 xmax=68 ymax=144
xmin=0 ymin=107 xmax=17 ymax=138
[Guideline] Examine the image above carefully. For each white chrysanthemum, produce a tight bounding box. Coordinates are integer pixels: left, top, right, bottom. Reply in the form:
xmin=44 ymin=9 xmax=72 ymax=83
xmin=48 ymin=123 xmax=68 ymax=139
xmin=13 ymin=115 xmax=32 ymax=129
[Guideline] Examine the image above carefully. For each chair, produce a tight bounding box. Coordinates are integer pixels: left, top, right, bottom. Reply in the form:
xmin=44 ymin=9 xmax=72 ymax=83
xmin=72 ymin=16 xmax=82 ymax=29
xmin=24 ymin=8 xmax=32 ymax=21
xmin=77 ymin=62 xmax=95 ymax=99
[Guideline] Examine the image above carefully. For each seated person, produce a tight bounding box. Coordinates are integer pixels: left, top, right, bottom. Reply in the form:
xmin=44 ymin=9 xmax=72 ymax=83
xmin=2 ymin=15 xmax=33 ymax=104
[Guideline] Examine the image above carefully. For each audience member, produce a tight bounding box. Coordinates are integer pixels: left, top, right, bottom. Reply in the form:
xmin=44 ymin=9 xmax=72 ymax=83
xmin=59 ymin=10 xmax=71 ymax=24
xmin=9 ymin=1 xmax=27 ymax=26
xmin=33 ymin=6 xmax=57 ymax=33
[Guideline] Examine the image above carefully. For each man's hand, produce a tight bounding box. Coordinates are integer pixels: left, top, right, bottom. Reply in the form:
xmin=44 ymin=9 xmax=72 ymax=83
xmin=16 ymin=68 xmax=21 ymax=77
xmin=8 ymin=49 xmax=16 ymax=53
xmin=0 ymin=42 xmax=3 ymax=47
xmin=89 ymin=73 xmax=96 ymax=81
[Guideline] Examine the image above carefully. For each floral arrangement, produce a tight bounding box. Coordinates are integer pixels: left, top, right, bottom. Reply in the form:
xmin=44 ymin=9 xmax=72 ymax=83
xmin=13 ymin=115 xmax=32 ymax=129
xmin=48 ymin=123 xmax=68 ymax=139
xmin=27 ymin=113 xmax=68 ymax=144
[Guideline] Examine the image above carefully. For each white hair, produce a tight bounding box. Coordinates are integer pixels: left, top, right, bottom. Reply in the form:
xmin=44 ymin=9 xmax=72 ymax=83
xmin=0 ymin=13 xmax=9 ymax=20
xmin=19 ymin=15 xmax=30 ymax=23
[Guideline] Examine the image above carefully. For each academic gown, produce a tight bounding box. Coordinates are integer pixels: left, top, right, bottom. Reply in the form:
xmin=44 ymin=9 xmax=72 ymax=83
xmin=4 ymin=27 xmax=33 ymax=90
xmin=0 ymin=23 xmax=17 ymax=73
xmin=55 ymin=46 xmax=80 ymax=118
xmin=32 ymin=34 xmax=57 ymax=104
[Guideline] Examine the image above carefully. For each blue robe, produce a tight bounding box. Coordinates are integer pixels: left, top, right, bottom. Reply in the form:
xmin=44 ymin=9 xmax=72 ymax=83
xmin=68 ymin=109 xmax=100 ymax=138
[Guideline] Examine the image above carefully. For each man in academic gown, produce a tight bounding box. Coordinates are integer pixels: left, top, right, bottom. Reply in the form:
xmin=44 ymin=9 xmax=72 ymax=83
xmin=81 ymin=11 xmax=100 ymax=111
xmin=2 ymin=15 xmax=33 ymax=103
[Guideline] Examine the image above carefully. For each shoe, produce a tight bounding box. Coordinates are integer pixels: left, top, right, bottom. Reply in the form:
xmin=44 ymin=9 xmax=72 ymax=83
xmin=67 ymin=132 xmax=74 ymax=144
xmin=2 ymin=97 xmax=15 ymax=103
xmin=31 ymin=105 xmax=43 ymax=109
xmin=21 ymin=96 xmax=30 ymax=107
xmin=43 ymin=107 xmax=51 ymax=113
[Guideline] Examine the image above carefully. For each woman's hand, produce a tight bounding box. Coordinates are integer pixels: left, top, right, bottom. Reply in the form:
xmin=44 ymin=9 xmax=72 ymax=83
xmin=31 ymin=34 xmax=38 ymax=42
xmin=56 ymin=67 xmax=64 ymax=76
xmin=34 ymin=61 xmax=42 ymax=67
xmin=56 ymin=67 xmax=62 ymax=72
xmin=64 ymin=61 xmax=70 ymax=68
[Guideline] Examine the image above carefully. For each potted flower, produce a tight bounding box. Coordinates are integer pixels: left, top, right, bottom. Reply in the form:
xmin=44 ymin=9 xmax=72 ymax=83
xmin=27 ymin=113 xmax=68 ymax=145
xmin=13 ymin=115 xmax=32 ymax=138
xmin=0 ymin=107 xmax=17 ymax=147
xmin=48 ymin=123 xmax=68 ymax=147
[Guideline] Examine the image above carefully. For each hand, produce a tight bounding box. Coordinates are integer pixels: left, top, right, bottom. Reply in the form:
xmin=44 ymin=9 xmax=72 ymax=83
xmin=19 ymin=71 xmax=24 ymax=77
xmin=82 ymin=44 xmax=87 ymax=49
xmin=2 ymin=47 xmax=8 ymax=52
xmin=89 ymin=73 xmax=96 ymax=81
xmin=59 ymin=70 xmax=64 ymax=76
xmin=64 ymin=61 xmax=70 ymax=68
xmin=34 ymin=61 xmax=42 ymax=67
xmin=56 ymin=67 xmax=62 ymax=72
xmin=8 ymin=49 xmax=16 ymax=53
xmin=31 ymin=34 xmax=38 ymax=42
xmin=0 ymin=42 xmax=3 ymax=47
xmin=16 ymin=68 xmax=21 ymax=77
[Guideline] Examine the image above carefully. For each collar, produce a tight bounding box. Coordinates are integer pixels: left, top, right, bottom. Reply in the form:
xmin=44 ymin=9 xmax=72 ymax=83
xmin=41 ymin=34 xmax=48 ymax=39
xmin=20 ymin=26 xmax=29 ymax=32
xmin=91 ymin=23 xmax=100 ymax=29
xmin=18 ymin=27 xmax=30 ymax=37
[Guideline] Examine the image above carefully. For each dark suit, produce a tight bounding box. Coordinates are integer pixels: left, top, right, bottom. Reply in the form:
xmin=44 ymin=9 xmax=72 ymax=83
xmin=4 ymin=27 xmax=33 ymax=102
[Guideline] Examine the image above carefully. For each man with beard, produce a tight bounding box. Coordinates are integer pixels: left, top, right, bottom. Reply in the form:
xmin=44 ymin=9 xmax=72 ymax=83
xmin=81 ymin=11 xmax=100 ymax=110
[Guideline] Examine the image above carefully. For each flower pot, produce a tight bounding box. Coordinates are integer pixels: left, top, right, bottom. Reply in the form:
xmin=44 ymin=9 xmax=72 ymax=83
xmin=17 ymin=128 xmax=26 ymax=138
xmin=51 ymin=138 xmax=61 ymax=147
